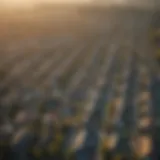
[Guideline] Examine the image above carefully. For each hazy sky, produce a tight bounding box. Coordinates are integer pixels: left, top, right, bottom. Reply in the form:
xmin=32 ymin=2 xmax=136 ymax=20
xmin=1 ymin=0 xmax=128 ymax=7
xmin=2 ymin=0 xmax=91 ymax=6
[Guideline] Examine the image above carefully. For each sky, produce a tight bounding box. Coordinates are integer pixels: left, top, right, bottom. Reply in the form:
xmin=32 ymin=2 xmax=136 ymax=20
xmin=1 ymin=0 xmax=91 ymax=6
xmin=1 ymin=0 xmax=128 ymax=7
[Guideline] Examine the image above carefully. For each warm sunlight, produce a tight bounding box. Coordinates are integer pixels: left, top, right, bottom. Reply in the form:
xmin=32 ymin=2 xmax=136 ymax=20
xmin=0 ymin=0 xmax=129 ymax=8
xmin=1 ymin=0 xmax=91 ymax=7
